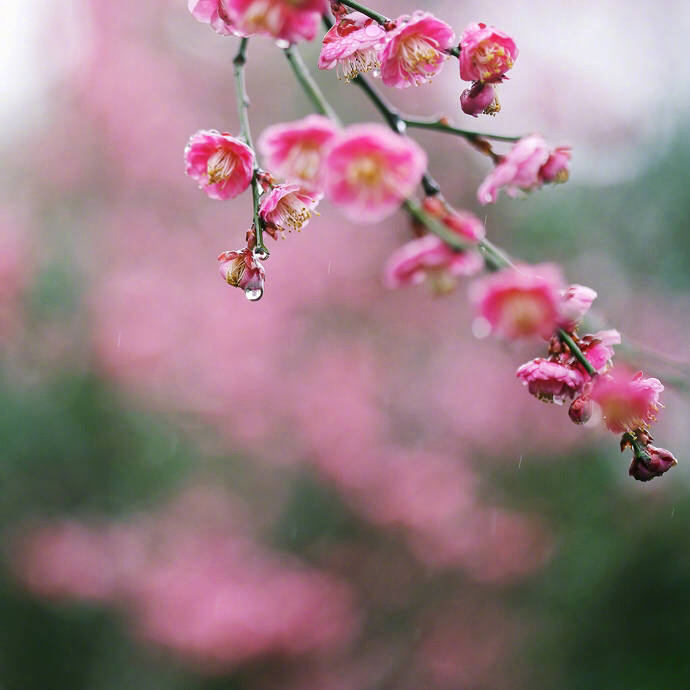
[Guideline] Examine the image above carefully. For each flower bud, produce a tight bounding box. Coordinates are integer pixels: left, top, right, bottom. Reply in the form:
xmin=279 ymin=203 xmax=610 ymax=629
xmin=460 ymin=83 xmax=499 ymax=117
xmin=568 ymin=395 xmax=593 ymax=424
xmin=628 ymin=445 xmax=678 ymax=482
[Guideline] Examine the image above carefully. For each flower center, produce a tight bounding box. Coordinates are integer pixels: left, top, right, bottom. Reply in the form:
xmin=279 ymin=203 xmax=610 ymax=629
xmin=242 ymin=1 xmax=282 ymax=34
xmin=336 ymin=48 xmax=381 ymax=82
xmin=346 ymin=155 xmax=383 ymax=187
xmin=502 ymin=293 xmax=547 ymax=335
xmin=207 ymin=149 xmax=237 ymax=185
xmin=274 ymin=193 xmax=312 ymax=231
xmin=474 ymin=42 xmax=513 ymax=81
xmin=285 ymin=143 xmax=321 ymax=182
xmin=223 ymin=257 xmax=245 ymax=287
xmin=399 ymin=35 xmax=444 ymax=83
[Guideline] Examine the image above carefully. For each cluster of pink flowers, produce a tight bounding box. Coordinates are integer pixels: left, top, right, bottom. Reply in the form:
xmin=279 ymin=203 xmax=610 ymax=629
xmin=189 ymin=0 xmax=329 ymax=43
xmin=186 ymin=116 xmax=426 ymax=298
xmin=318 ymin=10 xmax=518 ymax=114
xmin=468 ymin=264 xmax=677 ymax=481
xmin=477 ymin=134 xmax=571 ymax=205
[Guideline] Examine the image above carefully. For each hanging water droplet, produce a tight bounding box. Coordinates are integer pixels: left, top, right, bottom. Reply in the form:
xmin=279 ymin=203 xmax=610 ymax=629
xmin=275 ymin=39 xmax=290 ymax=49
xmin=372 ymin=68 xmax=381 ymax=78
xmin=253 ymin=246 xmax=269 ymax=260
xmin=244 ymin=287 xmax=264 ymax=302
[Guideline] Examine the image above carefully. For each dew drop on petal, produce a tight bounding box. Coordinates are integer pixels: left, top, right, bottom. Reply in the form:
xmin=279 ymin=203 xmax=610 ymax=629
xmin=245 ymin=287 xmax=264 ymax=302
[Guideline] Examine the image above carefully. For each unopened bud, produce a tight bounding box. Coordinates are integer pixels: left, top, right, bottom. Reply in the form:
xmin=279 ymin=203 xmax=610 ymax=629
xmin=569 ymin=395 xmax=593 ymax=424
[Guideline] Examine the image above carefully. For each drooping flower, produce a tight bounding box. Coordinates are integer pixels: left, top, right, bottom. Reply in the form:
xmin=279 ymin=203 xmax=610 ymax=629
xmin=539 ymin=147 xmax=571 ymax=184
xmin=259 ymin=183 xmax=321 ymax=234
xmin=477 ymin=136 xmax=572 ymax=205
xmin=188 ymin=0 xmax=242 ymax=36
xmin=558 ymin=284 xmax=597 ymax=331
xmin=591 ymin=368 xmax=664 ymax=433
xmin=218 ymin=247 xmax=265 ymax=300
xmin=323 ymin=124 xmax=427 ymax=223
xmin=458 ymin=22 xmax=518 ymax=84
xmin=628 ymin=445 xmax=678 ymax=482
xmin=318 ymin=11 xmax=387 ymax=81
xmin=379 ymin=12 xmax=455 ymax=88
xmin=470 ymin=263 xmax=565 ymax=339
xmin=257 ymin=115 xmax=338 ymax=193
xmin=222 ymin=0 xmax=328 ymax=43
xmin=516 ymin=358 xmax=586 ymax=404
xmin=185 ymin=130 xmax=254 ymax=201
xmin=460 ymin=82 xmax=500 ymax=117
xmin=384 ymin=234 xmax=483 ymax=294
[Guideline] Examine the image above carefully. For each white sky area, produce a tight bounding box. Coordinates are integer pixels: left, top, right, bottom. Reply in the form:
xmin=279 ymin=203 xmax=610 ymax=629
xmin=2 ymin=0 xmax=690 ymax=183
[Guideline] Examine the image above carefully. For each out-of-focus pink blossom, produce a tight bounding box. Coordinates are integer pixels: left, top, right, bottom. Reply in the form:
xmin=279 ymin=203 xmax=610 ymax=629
xmin=540 ymin=146 xmax=572 ymax=183
xmin=185 ymin=130 xmax=254 ymax=200
xmin=516 ymin=358 xmax=585 ymax=404
xmin=558 ymin=283 xmax=597 ymax=330
xmin=379 ymin=12 xmax=455 ymax=88
xmin=579 ymin=329 xmax=620 ymax=374
xmin=629 ymin=445 xmax=678 ymax=482
xmin=470 ymin=263 xmax=564 ymax=339
xmin=591 ymin=368 xmax=664 ymax=433
xmin=258 ymin=115 xmax=339 ymax=193
xmin=458 ymin=22 xmax=517 ymax=84
xmin=188 ymin=0 xmax=242 ymax=36
xmin=384 ymin=235 xmax=483 ymax=293
xmin=323 ymin=124 xmax=426 ymax=223
xmin=218 ymin=247 xmax=265 ymax=298
xmin=223 ymin=0 xmax=328 ymax=43
xmin=477 ymin=134 xmax=550 ymax=204
xmin=259 ymin=183 xmax=321 ymax=234
xmin=460 ymin=82 xmax=499 ymax=117
xmin=318 ymin=11 xmax=386 ymax=81
xmin=421 ymin=197 xmax=486 ymax=243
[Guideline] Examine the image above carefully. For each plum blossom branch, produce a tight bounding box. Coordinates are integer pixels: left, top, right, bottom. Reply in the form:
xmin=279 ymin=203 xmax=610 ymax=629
xmin=558 ymin=328 xmax=597 ymax=377
xmin=336 ymin=0 xmax=390 ymax=26
xmin=403 ymin=118 xmax=521 ymax=144
xmin=233 ymin=38 xmax=269 ymax=257
xmin=283 ymin=45 xmax=342 ymax=125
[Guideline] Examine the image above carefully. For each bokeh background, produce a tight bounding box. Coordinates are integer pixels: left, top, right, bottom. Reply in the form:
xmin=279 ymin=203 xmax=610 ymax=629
xmin=2 ymin=1 xmax=690 ymax=688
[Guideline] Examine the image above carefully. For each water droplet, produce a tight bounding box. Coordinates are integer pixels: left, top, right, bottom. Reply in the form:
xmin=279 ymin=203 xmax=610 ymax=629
xmin=372 ymin=69 xmax=381 ymax=78
xmin=471 ymin=316 xmax=491 ymax=339
xmin=275 ymin=39 xmax=290 ymax=49
xmin=244 ymin=287 xmax=264 ymax=302
xmin=253 ymin=246 xmax=269 ymax=260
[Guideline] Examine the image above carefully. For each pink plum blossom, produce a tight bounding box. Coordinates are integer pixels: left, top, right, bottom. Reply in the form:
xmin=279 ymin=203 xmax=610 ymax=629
xmin=258 ymin=115 xmax=338 ymax=193
xmin=185 ymin=130 xmax=254 ymax=201
xmin=516 ymin=358 xmax=586 ymax=405
xmin=318 ymin=11 xmax=387 ymax=81
xmin=540 ymin=146 xmax=572 ymax=183
xmin=460 ymin=82 xmax=500 ymax=117
xmin=259 ymin=183 xmax=321 ymax=233
xmin=591 ymin=368 xmax=664 ymax=433
xmin=558 ymin=284 xmax=598 ymax=331
xmin=218 ymin=247 xmax=265 ymax=298
xmin=458 ymin=22 xmax=518 ymax=84
xmin=188 ymin=0 xmax=242 ymax=36
xmin=470 ymin=263 xmax=565 ymax=339
xmin=422 ymin=197 xmax=486 ymax=243
xmin=628 ymin=445 xmax=678 ymax=481
xmin=477 ymin=135 xmax=572 ymax=204
xmin=380 ymin=12 xmax=455 ymax=88
xmin=323 ymin=124 xmax=427 ymax=223
xmin=579 ymin=329 xmax=620 ymax=374
xmin=223 ymin=0 xmax=328 ymax=43
xmin=384 ymin=234 xmax=483 ymax=294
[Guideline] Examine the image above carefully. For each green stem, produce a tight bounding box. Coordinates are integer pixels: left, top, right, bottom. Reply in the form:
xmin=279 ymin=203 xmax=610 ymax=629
xmin=233 ymin=38 xmax=268 ymax=257
xmin=283 ymin=45 xmax=342 ymax=125
xmin=558 ymin=328 xmax=597 ymax=377
xmin=403 ymin=118 xmax=521 ymax=143
xmin=403 ymin=200 xmax=473 ymax=251
xmin=337 ymin=0 xmax=389 ymax=24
